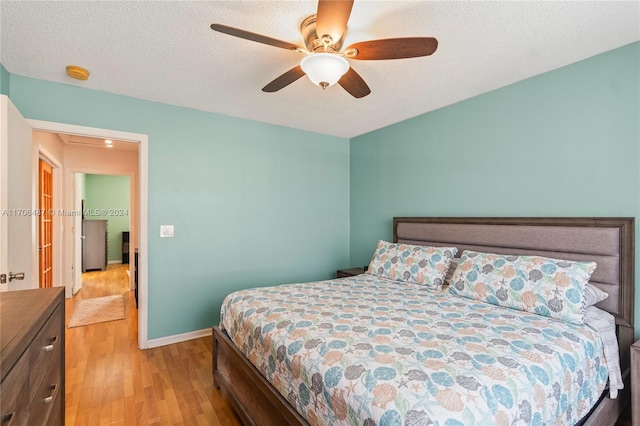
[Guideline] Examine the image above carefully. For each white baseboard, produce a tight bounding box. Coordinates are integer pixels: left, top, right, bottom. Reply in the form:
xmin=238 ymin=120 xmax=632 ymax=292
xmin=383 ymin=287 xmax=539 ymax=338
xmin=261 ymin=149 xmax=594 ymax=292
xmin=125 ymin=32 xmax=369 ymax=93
xmin=146 ymin=328 xmax=212 ymax=348
xmin=108 ymin=260 xmax=122 ymax=264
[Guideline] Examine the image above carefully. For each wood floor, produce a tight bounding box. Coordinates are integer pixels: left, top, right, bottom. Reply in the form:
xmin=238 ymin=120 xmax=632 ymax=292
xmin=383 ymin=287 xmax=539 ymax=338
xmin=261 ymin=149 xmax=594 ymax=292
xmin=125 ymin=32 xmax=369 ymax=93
xmin=64 ymin=264 xmax=241 ymax=425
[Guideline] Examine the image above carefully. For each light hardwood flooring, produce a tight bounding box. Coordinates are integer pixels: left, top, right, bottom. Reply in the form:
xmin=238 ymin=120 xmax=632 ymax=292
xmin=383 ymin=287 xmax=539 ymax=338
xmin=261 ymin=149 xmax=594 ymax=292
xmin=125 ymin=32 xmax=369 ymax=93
xmin=64 ymin=264 xmax=241 ymax=425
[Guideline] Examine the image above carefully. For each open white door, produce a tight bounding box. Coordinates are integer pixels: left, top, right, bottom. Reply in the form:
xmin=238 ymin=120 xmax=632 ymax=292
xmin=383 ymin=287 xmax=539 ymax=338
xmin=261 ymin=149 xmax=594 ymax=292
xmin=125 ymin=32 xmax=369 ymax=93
xmin=73 ymin=172 xmax=83 ymax=294
xmin=0 ymin=95 xmax=35 ymax=291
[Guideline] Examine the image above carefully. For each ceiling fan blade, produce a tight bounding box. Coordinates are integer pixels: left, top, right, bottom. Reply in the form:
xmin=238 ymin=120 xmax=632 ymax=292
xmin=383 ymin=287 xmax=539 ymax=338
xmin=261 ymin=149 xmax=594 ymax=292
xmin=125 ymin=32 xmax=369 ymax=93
xmin=211 ymin=24 xmax=303 ymax=51
xmin=316 ymin=0 xmax=354 ymax=44
xmin=262 ymin=66 xmax=306 ymax=92
xmin=338 ymin=67 xmax=371 ymax=98
xmin=346 ymin=37 xmax=438 ymax=60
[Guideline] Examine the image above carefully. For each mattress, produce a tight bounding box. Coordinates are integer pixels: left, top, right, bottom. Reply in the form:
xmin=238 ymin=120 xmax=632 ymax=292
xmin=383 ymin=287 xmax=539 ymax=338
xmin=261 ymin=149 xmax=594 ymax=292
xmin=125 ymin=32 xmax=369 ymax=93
xmin=220 ymin=274 xmax=614 ymax=425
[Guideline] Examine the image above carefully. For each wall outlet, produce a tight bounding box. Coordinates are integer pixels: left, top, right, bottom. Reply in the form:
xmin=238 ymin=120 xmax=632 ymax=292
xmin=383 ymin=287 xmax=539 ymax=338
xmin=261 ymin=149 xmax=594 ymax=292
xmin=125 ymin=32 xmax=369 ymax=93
xmin=160 ymin=225 xmax=174 ymax=238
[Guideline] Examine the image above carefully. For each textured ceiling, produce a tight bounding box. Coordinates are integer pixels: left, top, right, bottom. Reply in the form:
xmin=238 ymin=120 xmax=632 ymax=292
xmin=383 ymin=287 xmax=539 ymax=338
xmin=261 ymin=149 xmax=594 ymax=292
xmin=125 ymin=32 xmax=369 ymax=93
xmin=1 ymin=1 xmax=638 ymax=138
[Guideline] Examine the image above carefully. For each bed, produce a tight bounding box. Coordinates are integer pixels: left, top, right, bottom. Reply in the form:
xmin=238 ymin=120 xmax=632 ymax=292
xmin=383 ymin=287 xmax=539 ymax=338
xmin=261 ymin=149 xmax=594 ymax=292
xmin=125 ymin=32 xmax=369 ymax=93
xmin=213 ymin=217 xmax=634 ymax=425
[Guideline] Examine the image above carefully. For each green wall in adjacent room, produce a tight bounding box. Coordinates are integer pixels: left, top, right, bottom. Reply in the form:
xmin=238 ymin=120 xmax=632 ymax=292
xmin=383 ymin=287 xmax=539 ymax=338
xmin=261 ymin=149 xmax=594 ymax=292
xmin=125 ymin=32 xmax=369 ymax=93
xmin=6 ymin=75 xmax=350 ymax=340
xmin=350 ymin=41 xmax=640 ymax=338
xmin=84 ymin=174 xmax=130 ymax=263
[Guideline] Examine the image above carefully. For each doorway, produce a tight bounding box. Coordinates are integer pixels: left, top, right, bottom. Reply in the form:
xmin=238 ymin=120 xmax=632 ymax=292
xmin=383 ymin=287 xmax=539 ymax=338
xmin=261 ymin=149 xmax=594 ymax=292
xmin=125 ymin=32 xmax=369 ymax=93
xmin=78 ymin=173 xmax=131 ymax=291
xmin=29 ymin=119 xmax=150 ymax=349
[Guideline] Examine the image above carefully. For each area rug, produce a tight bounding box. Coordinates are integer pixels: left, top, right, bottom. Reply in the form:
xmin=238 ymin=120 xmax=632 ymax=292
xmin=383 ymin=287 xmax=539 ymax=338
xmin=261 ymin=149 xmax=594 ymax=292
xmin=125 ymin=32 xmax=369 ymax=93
xmin=67 ymin=295 xmax=125 ymax=328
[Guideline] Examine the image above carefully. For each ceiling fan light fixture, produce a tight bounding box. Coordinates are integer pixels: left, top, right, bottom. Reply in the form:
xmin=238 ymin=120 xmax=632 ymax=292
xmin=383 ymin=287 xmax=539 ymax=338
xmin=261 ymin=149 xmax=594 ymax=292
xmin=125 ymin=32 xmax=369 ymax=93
xmin=300 ymin=53 xmax=349 ymax=89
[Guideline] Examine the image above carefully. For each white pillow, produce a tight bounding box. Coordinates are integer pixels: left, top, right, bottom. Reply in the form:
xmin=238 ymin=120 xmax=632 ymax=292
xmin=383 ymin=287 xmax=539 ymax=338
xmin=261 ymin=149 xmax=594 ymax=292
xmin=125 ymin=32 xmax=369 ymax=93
xmin=584 ymin=283 xmax=608 ymax=306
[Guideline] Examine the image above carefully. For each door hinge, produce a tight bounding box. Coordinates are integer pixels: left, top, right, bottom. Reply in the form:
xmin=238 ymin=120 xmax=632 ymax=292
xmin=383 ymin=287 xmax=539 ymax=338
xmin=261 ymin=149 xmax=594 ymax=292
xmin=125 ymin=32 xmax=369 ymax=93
xmin=0 ymin=274 xmax=6 ymax=284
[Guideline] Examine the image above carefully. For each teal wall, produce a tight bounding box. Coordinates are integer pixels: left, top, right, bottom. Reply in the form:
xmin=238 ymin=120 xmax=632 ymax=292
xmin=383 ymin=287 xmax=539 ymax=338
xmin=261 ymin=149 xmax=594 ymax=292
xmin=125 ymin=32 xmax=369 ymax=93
xmin=351 ymin=42 xmax=640 ymax=338
xmin=84 ymin=174 xmax=130 ymax=262
xmin=0 ymin=64 xmax=9 ymax=96
xmin=5 ymin=76 xmax=350 ymax=340
xmin=4 ymin=41 xmax=638 ymax=340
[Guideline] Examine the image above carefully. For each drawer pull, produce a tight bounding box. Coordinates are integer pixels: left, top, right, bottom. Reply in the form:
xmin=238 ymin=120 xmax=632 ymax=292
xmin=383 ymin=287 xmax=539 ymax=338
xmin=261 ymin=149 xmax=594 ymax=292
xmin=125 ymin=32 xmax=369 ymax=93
xmin=44 ymin=335 xmax=58 ymax=352
xmin=1 ymin=412 xmax=15 ymax=426
xmin=44 ymin=384 xmax=57 ymax=404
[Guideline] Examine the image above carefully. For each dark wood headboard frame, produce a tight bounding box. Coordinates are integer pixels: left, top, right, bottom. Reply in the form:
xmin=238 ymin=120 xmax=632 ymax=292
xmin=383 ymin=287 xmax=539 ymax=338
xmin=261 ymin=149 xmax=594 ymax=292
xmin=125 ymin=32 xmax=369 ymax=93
xmin=393 ymin=217 xmax=635 ymax=371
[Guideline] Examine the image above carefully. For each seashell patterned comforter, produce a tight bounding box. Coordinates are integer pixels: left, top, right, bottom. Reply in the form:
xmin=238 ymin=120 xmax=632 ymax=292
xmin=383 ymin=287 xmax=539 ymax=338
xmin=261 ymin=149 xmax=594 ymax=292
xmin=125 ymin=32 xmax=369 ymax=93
xmin=220 ymin=274 xmax=610 ymax=426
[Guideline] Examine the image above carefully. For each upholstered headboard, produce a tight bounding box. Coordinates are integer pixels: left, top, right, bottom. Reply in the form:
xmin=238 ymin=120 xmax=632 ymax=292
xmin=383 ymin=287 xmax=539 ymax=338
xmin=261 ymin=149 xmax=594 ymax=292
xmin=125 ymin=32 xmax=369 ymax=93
xmin=393 ymin=217 xmax=635 ymax=369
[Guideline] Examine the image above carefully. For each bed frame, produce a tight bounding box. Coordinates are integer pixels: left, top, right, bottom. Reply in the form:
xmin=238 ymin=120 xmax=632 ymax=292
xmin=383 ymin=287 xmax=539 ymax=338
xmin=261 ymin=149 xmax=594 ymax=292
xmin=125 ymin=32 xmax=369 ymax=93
xmin=213 ymin=217 xmax=634 ymax=426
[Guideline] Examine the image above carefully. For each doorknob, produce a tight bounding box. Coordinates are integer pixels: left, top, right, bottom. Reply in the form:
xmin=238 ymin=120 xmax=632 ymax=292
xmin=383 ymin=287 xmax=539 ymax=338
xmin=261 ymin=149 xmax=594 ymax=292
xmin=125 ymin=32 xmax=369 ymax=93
xmin=9 ymin=272 xmax=25 ymax=282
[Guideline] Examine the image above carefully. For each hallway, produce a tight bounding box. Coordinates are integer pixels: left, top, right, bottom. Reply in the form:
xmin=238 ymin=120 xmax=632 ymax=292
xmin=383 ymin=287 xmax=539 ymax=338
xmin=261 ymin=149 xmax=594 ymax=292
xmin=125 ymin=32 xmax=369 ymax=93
xmin=64 ymin=265 xmax=239 ymax=425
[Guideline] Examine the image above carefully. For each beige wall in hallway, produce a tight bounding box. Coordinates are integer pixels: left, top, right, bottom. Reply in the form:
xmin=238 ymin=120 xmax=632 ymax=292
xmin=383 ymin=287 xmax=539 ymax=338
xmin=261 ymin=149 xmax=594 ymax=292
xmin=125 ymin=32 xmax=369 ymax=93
xmin=32 ymin=130 xmax=139 ymax=297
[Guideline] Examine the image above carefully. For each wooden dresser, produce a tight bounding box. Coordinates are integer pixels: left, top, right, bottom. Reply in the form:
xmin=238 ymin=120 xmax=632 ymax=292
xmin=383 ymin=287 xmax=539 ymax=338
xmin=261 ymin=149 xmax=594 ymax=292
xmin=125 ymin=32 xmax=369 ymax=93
xmin=1 ymin=288 xmax=65 ymax=425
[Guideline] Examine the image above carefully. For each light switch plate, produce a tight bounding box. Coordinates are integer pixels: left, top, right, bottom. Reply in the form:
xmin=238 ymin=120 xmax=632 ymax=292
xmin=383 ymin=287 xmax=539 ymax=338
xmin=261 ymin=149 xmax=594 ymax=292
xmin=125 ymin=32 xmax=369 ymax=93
xmin=160 ymin=225 xmax=174 ymax=238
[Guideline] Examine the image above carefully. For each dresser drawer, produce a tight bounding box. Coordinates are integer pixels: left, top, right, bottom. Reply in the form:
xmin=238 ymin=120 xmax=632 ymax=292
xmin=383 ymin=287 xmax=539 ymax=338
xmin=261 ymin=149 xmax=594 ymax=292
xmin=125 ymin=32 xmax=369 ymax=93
xmin=46 ymin=392 xmax=63 ymax=426
xmin=0 ymin=352 xmax=30 ymax=426
xmin=1 ymin=288 xmax=65 ymax=426
xmin=29 ymin=358 xmax=61 ymax=426
xmin=29 ymin=304 xmax=63 ymax=402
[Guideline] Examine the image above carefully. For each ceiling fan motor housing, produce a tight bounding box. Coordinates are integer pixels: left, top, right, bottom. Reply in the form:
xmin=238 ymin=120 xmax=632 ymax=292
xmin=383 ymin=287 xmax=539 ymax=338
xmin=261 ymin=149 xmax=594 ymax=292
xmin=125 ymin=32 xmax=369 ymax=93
xmin=300 ymin=14 xmax=344 ymax=53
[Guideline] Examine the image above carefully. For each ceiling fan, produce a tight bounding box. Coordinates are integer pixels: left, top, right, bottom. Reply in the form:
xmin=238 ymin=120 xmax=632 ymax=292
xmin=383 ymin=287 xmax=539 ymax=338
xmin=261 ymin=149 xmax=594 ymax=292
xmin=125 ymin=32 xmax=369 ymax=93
xmin=211 ymin=0 xmax=438 ymax=98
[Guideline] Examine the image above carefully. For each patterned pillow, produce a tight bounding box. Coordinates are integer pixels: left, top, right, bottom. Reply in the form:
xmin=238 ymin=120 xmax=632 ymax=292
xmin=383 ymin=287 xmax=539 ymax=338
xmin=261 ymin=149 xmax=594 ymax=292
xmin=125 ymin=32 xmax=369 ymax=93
xmin=366 ymin=241 xmax=457 ymax=289
xmin=449 ymin=251 xmax=597 ymax=324
xmin=444 ymin=257 xmax=460 ymax=286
